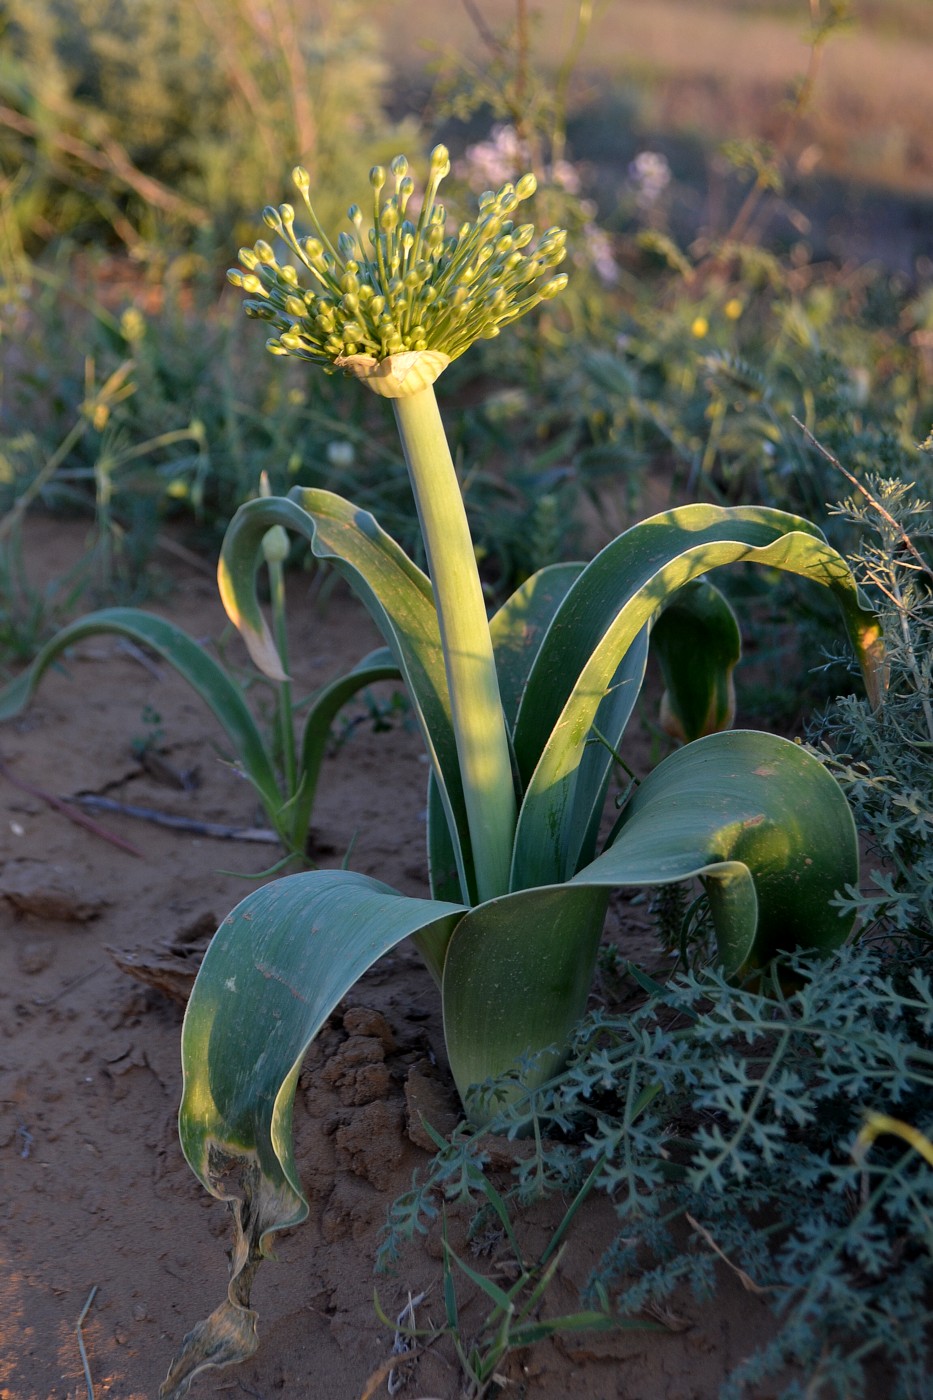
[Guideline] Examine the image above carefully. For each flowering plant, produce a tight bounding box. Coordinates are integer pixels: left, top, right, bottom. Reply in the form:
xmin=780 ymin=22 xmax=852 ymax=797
xmin=161 ymin=148 xmax=881 ymax=1396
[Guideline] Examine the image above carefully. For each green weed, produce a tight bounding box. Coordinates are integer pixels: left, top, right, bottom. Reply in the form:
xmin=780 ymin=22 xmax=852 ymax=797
xmin=382 ymin=942 xmax=933 ymax=1398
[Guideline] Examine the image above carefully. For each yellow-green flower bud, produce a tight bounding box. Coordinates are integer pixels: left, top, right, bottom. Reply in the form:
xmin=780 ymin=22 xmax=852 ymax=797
xmin=429 ymin=144 xmax=450 ymax=175
xmin=299 ymin=240 xmax=329 ymax=280
xmin=540 ymin=274 xmax=569 ymax=300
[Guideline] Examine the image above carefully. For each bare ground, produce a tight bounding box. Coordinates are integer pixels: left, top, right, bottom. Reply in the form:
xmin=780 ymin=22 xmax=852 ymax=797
xmin=2 ymin=516 xmax=807 ymax=1400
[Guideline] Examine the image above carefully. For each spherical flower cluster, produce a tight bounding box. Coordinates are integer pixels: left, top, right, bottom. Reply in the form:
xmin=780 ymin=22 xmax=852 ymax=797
xmin=227 ymin=145 xmax=568 ymax=391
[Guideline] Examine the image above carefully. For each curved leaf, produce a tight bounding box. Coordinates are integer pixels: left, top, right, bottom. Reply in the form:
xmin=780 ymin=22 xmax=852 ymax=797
xmin=565 ymin=626 xmax=649 ymax=880
xmin=492 ymin=562 xmax=648 ymax=882
xmin=442 ymin=883 xmax=608 ymax=1116
xmin=572 ymin=729 xmax=858 ymax=975
xmin=653 ymin=578 xmax=740 ymax=741
xmin=489 ymin=562 xmax=585 ymax=731
xmin=165 ymin=869 xmax=465 ymax=1398
xmin=217 ymin=489 xmax=476 ymax=903
xmin=0 ymin=608 xmax=281 ymax=824
xmin=511 ymin=504 xmax=879 ymax=892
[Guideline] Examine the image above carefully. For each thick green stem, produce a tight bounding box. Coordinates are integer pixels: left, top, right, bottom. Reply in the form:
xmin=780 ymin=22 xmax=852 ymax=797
xmin=394 ymin=388 xmax=516 ymax=902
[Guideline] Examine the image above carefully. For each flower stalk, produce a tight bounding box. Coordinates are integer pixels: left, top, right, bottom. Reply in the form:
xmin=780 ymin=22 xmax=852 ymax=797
xmin=393 ymin=385 xmax=516 ymax=902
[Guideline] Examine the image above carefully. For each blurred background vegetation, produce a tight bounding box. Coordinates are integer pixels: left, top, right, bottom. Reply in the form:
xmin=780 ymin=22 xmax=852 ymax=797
xmin=1 ymin=0 xmax=932 ymax=704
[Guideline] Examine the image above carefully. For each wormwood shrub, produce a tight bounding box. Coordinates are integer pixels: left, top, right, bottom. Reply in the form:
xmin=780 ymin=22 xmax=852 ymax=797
xmin=382 ymin=945 xmax=933 ymax=1398
xmin=813 ymin=468 xmax=933 ymax=944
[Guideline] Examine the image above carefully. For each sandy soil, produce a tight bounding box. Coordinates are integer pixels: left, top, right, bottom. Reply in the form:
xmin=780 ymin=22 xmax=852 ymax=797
xmin=2 ymin=517 xmax=792 ymax=1400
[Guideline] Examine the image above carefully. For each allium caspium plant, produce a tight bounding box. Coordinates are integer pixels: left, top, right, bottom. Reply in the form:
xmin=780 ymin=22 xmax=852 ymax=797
xmin=161 ymin=148 xmax=882 ymax=1396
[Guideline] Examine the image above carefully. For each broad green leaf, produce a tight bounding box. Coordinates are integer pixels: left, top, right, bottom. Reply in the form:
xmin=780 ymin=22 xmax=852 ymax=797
xmin=0 ymin=608 xmax=281 ymax=826
xmin=511 ymin=504 xmax=880 ymax=892
xmin=442 ymin=725 xmax=853 ymax=1117
xmin=217 ymin=488 xmax=477 ymax=903
xmin=572 ymin=729 xmax=858 ymax=975
xmin=488 ymin=562 xmax=585 ymax=730
xmin=564 ymin=626 xmax=649 ymax=880
xmin=163 ymin=869 xmax=465 ymax=1399
xmin=652 ymin=578 xmax=740 ymax=741
xmin=492 ymin=561 xmax=645 ymax=885
xmin=442 ymin=884 xmax=608 ymax=1113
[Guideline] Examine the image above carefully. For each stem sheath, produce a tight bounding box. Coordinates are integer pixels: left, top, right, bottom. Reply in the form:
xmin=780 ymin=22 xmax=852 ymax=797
xmin=394 ymin=388 xmax=516 ymax=902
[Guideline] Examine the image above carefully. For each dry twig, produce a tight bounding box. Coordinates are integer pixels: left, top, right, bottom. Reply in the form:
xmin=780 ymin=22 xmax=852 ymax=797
xmin=73 ymin=794 xmax=279 ymax=844
xmin=685 ymin=1213 xmax=770 ymax=1295
xmin=76 ymin=1286 xmax=98 ymax=1400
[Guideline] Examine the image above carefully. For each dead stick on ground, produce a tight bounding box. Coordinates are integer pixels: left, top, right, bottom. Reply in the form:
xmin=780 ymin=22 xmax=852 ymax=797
xmin=76 ymin=1285 xmax=98 ymax=1400
xmin=0 ymin=755 xmax=144 ymax=857
xmin=73 ymin=794 xmax=279 ymax=844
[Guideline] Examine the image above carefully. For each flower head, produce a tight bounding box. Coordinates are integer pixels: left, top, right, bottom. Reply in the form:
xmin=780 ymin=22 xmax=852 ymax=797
xmin=228 ymin=145 xmax=568 ymax=395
